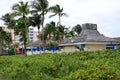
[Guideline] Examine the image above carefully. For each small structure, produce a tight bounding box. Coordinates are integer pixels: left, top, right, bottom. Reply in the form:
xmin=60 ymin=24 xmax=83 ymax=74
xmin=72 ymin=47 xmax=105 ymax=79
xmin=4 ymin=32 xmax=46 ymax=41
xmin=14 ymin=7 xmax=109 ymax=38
xmin=59 ymin=23 xmax=120 ymax=52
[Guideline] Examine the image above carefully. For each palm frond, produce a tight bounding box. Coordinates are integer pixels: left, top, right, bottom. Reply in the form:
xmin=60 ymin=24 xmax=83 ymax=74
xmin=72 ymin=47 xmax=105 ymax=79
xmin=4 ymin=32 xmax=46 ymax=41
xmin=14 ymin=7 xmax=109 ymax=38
xmin=49 ymin=14 xmax=57 ymax=18
xmin=61 ymin=13 xmax=68 ymax=17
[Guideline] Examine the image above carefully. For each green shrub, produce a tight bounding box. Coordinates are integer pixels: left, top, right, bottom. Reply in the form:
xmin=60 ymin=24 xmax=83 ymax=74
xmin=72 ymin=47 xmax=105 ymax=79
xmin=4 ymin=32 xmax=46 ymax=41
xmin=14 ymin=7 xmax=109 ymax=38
xmin=0 ymin=49 xmax=120 ymax=79
xmin=7 ymin=47 xmax=15 ymax=55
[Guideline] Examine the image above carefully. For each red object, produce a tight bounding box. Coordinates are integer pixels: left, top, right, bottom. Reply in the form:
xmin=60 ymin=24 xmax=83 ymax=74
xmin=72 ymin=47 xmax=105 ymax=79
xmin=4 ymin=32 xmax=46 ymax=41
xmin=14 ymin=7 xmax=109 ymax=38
xmin=16 ymin=47 xmax=20 ymax=54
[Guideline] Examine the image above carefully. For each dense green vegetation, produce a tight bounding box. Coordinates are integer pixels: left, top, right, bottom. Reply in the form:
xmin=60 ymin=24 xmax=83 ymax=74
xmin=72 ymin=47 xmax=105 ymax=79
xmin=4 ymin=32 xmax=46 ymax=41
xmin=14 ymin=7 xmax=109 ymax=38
xmin=0 ymin=49 xmax=120 ymax=80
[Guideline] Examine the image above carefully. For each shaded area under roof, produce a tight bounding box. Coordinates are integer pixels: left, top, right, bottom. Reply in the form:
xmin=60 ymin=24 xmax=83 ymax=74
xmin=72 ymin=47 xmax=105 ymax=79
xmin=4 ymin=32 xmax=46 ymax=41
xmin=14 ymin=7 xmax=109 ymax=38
xmin=27 ymin=40 xmax=58 ymax=47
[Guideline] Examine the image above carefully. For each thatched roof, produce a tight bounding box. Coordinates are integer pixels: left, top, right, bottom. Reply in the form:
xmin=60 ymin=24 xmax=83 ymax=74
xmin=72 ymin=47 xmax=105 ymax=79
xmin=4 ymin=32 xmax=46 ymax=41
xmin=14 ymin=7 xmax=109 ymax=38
xmin=112 ymin=37 xmax=120 ymax=41
xmin=60 ymin=23 xmax=120 ymax=45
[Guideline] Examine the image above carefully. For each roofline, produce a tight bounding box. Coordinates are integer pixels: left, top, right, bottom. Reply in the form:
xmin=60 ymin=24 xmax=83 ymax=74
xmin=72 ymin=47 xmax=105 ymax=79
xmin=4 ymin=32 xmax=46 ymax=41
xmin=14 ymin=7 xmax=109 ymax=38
xmin=59 ymin=42 xmax=120 ymax=46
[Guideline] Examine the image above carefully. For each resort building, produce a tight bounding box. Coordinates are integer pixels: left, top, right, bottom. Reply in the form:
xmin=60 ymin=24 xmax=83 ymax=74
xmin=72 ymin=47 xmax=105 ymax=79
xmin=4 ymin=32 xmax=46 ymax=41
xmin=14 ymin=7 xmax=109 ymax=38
xmin=0 ymin=25 xmax=39 ymax=43
xmin=28 ymin=26 xmax=39 ymax=42
xmin=59 ymin=23 xmax=120 ymax=52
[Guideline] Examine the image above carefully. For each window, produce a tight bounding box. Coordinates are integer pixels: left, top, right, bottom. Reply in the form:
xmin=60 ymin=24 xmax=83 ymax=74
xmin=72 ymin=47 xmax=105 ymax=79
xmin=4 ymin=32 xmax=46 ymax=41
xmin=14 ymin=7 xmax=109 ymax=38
xmin=75 ymin=44 xmax=85 ymax=50
xmin=106 ymin=44 xmax=115 ymax=49
xmin=29 ymin=31 xmax=33 ymax=33
xmin=29 ymin=34 xmax=33 ymax=36
xmin=29 ymin=37 xmax=33 ymax=39
xmin=29 ymin=28 xmax=33 ymax=30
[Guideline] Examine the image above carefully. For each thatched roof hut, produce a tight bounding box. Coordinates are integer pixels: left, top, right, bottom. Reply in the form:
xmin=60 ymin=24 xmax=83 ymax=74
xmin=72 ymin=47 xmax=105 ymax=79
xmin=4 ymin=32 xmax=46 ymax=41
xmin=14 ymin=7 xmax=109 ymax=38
xmin=59 ymin=23 xmax=120 ymax=45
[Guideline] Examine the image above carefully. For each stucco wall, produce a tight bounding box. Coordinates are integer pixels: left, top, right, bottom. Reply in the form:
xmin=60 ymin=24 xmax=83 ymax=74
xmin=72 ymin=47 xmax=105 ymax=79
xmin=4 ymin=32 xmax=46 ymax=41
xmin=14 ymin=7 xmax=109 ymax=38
xmin=60 ymin=44 xmax=106 ymax=52
xmin=61 ymin=45 xmax=79 ymax=52
xmin=33 ymin=31 xmax=39 ymax=42
xmin=84 ymin=44 xmax=105 ymax=51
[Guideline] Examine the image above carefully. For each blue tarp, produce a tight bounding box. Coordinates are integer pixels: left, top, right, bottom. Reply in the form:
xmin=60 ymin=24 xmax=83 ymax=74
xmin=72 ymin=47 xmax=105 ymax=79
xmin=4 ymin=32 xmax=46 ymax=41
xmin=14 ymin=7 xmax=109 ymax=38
xmin=19 ymin=46 xmax=58 ymax=51
xmin=112 ymin=44 xmax=115 ymax=50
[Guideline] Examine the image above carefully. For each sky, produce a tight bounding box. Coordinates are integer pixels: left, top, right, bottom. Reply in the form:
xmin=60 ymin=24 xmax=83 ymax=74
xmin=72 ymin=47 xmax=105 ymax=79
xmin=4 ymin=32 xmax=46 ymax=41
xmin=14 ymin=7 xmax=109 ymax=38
xmin=0 ymin=0 xmax=120 ymax=37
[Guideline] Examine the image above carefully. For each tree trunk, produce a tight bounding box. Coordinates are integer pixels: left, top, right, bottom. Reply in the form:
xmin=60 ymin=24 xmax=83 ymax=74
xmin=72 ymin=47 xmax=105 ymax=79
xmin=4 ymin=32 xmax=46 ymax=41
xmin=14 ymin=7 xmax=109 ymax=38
xmin=41 ymin=14 xmax=45 ymax=53
xmin=24 ymin=41 xmax=27 ymax=56
xmin=37 ymin=25 xmax=41 ymax=54
xmin=58 ymin=14 xmax=61 ymax=26
xmin=23 ymin=14 xmax=28 ymax=56
xmin=0 ymin=41 xmax=2 ymax=55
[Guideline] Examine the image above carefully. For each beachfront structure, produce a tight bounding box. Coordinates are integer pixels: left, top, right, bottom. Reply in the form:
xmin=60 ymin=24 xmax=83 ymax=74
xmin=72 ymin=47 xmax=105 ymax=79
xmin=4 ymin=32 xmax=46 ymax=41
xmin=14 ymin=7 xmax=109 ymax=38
xmin=59 ymin=23 xmax=120 ymax=52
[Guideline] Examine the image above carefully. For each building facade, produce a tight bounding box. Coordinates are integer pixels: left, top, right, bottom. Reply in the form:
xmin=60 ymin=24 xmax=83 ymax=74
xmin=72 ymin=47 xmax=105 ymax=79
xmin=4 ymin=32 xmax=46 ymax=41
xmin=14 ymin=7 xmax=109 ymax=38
xmin=28 ymin=26 xmax=39 ymax=42
xmin=0 ymin=25 xmax=39 ymax=44
xmin=59 ymin=23 xmax=120 ymax=52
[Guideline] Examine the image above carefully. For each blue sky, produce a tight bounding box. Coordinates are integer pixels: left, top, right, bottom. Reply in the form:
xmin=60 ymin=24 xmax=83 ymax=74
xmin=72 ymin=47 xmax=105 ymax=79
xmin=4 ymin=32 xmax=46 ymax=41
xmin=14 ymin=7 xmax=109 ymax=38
xmin=0 ymin=0 xmax=120 ymax=37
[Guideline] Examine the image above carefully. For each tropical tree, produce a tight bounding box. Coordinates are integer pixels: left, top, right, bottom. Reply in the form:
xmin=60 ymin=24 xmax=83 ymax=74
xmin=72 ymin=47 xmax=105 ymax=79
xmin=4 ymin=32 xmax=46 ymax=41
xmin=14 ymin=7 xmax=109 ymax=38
xmin=44 ymin=21 xmax=56 ymax=40
xmin=29 ymin=14 xmax=41 ymax=34
xmin=31 ymin=0 xmax=49 ymax=52
xmin=29 ymin=14 xmax=42 ymax=53
xmin=49 ymin=4 xmax=68 ymax=26
xmin=0 ymin=27 xmax=12 ymax=54
xmin=37 ymin=28 xmax=48 ymax=48
xmin=65 ymin=30 xmax=75 ymax=38
xmin=0 ymin=13 xmax=15 ymax=29
xmin=31 ymin=0 xmax=49 ymax=30
xmin=0 ymin=13 xmax=17 ymax=54
xmin=57 ymin=25 xmax=68 ymax=40
xmin=72 ymin=24 xmax=82 ymax=35
xmin=12 ymin=1 xmax=30 ymax=55
xmin=37 ymin=21 xmax=56 ymax=50
xmin=42 ymin=21 xmax=61 ymax=43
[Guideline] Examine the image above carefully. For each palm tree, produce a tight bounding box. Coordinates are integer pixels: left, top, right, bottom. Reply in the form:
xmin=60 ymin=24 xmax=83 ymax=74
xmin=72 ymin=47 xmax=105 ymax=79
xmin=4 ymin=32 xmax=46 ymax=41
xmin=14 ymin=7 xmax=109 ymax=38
xmin=0 ymin=27 xmax=12 ymax=54
xmin=49 ymin=4 xmax=68 ymax=26
xmin=29 ymin=14 xmax=42 ymax=53
xmin=12 ymin=1 xmax=30 ymax=55
xmin=31 ymin=0 xmax=49 ymax=30
xmin=31 ymin=0 xmax=49 ymax=52
xmin=65 ymin=30 xmax=75 ymax=38
xmin=37 ymin=21 xmax=56 ymax=51
xmin=72 ymin=24 xmax=82 ymax=35
xmin=37 ymin=28 xmax=48 ymax=49
xmin=29 ymin=14 xmax=41 ymax=34
xmin=44 ymin=21 xmax=56 ymax=40
xmin=49 ymin=24 xmax=68 ymax=42
xmin=1 ymin=13 xmax=17 ymax=54
xmin=0 ymin=13 xmax=15 ymax=29
xmin=57 ymin=25 xmax=68 ymax=40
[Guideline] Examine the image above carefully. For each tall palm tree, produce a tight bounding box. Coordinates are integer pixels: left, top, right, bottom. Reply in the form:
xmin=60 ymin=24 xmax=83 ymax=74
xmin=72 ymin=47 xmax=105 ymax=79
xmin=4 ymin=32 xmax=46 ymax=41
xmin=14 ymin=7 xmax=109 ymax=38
xmin=31 ymin=0 xmax=49 ymax=52
xmin=12 ymin=1 xmax=30 ymax=56
xmin=49 ymin=4 xmax=68 ymax=26
xmin=29 ymin=14 xmax=42 ymax=53
xmin=1 ymin=13 xmax=17 ymax=54
xmin=31 ymin=0 xmax=49 ymax=30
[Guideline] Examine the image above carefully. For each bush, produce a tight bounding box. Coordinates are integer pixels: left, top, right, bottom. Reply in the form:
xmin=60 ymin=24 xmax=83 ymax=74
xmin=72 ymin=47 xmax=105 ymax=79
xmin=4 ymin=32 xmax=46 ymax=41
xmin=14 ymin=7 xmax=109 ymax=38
xmin=7 ymin=47 xmax=15 ymax=55
xmin=0 ymin=49 xmax=120 ymax=79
